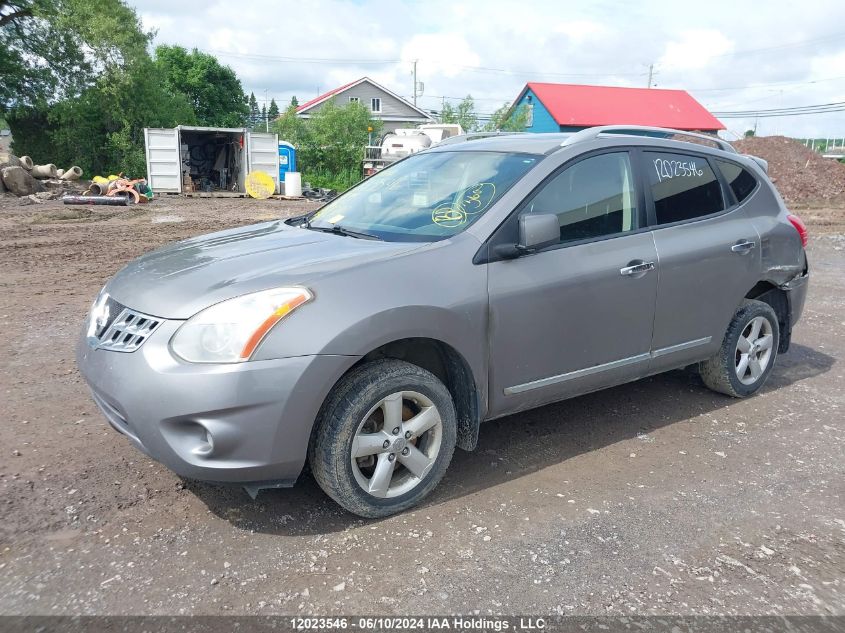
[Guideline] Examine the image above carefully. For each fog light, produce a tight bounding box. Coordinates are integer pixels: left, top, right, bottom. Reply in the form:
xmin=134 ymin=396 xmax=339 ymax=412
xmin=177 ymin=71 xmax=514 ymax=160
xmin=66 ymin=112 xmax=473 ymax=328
xmin=191 ymin=427 xmax=215 ymax=457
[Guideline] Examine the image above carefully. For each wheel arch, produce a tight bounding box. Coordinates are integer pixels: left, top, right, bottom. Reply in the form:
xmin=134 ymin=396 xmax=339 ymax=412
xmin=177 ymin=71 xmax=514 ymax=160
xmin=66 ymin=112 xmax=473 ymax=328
xmin=744 ymin=281 xmax=790 ymax=353
xmin=324 ymin=337 xmax=482 ymax=452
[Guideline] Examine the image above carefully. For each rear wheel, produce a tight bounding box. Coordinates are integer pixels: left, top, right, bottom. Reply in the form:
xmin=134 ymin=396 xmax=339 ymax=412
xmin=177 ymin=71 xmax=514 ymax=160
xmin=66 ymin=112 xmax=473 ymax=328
xmin=309 ymin=359 xmax=456 ymax=518
xmin=699 ymin=299 xmax=780 ymax=398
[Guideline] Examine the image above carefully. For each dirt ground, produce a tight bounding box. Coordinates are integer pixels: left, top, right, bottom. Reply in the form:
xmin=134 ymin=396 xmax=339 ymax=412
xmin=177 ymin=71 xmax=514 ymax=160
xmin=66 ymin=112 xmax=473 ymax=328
xmin=0 ymin=194 xmax=843 ymax=616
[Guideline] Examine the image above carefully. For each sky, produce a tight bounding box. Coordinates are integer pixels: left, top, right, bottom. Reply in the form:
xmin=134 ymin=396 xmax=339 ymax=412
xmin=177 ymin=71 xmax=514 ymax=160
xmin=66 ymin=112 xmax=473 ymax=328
xmin=129 ymin=0 xmax=845 ymax=139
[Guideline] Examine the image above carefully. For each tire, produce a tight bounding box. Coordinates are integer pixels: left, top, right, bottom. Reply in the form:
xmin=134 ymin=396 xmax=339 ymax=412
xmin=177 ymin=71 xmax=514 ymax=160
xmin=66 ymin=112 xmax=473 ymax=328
xmin=699 ymin=299 xmax=780 ymax=398
xmin=309 ymin=359 xmax=457 ymax=518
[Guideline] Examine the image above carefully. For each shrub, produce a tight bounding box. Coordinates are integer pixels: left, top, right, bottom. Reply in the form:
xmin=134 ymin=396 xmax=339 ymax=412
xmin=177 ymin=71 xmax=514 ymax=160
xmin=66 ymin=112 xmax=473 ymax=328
xmin=273 ymin=101 xmax=379 ymax=191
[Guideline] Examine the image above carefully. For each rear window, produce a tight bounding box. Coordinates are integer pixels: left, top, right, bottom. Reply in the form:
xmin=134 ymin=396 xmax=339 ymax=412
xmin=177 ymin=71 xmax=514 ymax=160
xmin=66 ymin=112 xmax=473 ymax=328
xmin=716 ymin=160 xmax=757 ymax=204
xmin=646 ymin=152 xmax=725 ymax=225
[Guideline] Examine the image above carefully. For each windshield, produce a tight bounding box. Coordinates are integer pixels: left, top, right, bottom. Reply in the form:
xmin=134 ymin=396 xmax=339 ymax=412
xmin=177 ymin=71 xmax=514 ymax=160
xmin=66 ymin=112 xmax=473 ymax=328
xmin=308 ymin=151 xmax=540 ymax=242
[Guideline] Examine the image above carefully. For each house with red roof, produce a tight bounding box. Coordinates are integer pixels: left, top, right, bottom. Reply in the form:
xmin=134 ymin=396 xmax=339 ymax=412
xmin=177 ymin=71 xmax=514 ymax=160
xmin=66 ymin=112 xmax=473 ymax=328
xmin=510 ymin=83 xmax=724 ymax=133
xmin=296 ymin=77 xmax=433 ymax=133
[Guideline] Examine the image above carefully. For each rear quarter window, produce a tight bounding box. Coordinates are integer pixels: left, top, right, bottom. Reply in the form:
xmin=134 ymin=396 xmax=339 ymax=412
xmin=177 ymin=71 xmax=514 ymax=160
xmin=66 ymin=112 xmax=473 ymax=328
xmin=645 ymin=151 xmax=725 ymax=225
xmin=716 ymin=159 xmax=758 ymax=204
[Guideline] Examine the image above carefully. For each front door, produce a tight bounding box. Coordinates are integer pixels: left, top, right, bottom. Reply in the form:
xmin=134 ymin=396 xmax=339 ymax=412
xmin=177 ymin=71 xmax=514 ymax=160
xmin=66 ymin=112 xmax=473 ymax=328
xmin=487 ymin=151 xmax=659 ymax=417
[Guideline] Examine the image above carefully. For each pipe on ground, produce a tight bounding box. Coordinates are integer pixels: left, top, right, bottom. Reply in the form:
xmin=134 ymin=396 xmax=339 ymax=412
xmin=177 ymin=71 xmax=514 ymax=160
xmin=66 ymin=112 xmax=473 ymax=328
xmin=87 ymin=181 xmax=111 ymax=196
xmin=31 ymin=164 xmax=58 ymax=179
xmin=63 ymin=194 xmax=129 ymax=206
xmin=19 ymin=156 xmax=34 ymax=170
xmin=60 ymin=166 xmax=83 ymax=181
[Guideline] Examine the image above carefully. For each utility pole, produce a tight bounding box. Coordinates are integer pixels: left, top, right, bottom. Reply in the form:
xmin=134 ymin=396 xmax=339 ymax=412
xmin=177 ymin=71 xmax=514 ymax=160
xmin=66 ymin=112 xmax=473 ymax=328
xmin=413 ymin=60 xmax=418 ymax=107
xmin=647 ymin=64 xmax=654 ymax=88
xmin=264 ymin=89 xmax=269 ymax=132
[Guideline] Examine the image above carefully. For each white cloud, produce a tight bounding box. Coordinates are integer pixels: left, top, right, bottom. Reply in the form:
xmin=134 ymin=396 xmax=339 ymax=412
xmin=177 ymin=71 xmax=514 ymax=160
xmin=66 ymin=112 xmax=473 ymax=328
xmin=127 ymin=0 xmax=845 ymax=136
xmin=553 ymin=19 xmax=609 ymax=43
xmin=401 ymin=33 xmax=481 ymax=79
xmin=659 ymin=29 xmax=734 ymax=71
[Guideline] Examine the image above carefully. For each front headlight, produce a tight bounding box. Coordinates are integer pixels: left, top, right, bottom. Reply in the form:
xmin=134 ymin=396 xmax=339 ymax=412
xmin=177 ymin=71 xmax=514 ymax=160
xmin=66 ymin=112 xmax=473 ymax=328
xmin=170 ymin=287 xmax=312 ymax=363
xmin=86 ymin=289 xmax=111 ymax=339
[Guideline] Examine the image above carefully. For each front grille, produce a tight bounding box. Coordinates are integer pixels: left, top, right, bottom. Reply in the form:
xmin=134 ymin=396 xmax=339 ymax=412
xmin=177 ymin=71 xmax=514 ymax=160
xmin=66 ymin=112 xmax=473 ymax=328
xmin=94 ymin=298 xmax=163 ymax=352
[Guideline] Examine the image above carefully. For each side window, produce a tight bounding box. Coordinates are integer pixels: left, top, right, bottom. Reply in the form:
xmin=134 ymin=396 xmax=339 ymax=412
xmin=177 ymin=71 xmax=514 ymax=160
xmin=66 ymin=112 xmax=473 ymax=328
xmin=524 ymin=152 xmax=637 ymax=244
xmin=645 ymin=152 xmax=724 ymax=225
xmin=716 ymin=159 xmax=757 ymax=204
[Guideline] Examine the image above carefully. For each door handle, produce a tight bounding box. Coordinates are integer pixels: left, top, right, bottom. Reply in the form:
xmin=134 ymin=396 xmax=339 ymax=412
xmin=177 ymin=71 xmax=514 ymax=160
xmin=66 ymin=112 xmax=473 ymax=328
xmin=620 ymin=261 xmax=655 ymax=276
xmin=731 ymin=240 xmax=756 ymax=254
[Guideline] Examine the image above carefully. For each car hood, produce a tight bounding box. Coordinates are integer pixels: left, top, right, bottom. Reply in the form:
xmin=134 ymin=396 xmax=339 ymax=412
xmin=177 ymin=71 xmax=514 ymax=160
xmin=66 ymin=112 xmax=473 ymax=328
xmin=104 ymin=221 xmax=421 ymax=319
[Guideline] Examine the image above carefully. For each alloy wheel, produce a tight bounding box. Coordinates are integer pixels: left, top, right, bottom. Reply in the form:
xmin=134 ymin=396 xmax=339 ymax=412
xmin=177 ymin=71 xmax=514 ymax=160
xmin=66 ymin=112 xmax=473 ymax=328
xmin=735 ymin=316 xmax=774 ymax=385
xmin=350 ymin=391 xmax=443 ymax=498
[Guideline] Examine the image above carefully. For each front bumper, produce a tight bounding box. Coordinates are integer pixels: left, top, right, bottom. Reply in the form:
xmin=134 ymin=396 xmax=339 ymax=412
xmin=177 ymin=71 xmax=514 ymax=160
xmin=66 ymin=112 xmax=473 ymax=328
xmin=76 ymin=319 xmax=356 ymax=484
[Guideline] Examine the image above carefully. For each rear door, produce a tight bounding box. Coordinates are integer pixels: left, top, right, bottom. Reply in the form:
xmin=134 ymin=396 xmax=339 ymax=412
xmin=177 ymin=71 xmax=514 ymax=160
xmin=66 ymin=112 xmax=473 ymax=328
xmin=487 ymin=150 xmax=659 ymax=417
xmin=143 ymin=128 xmax=181 ymax=193
xmin=642 ymin=150 xmax=761 ymax=371
xmin=247 ymin=132 xmax=281 ymax=193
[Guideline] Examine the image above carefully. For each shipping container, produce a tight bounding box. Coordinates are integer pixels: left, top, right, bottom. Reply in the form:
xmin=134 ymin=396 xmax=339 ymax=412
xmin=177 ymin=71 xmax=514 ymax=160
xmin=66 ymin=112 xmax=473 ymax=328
xmin=143 ymin=126 xmax=280 ymax=194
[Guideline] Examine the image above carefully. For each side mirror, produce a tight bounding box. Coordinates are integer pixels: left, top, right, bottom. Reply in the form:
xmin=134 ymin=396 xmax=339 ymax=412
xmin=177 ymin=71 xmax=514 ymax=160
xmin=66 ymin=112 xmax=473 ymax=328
xmin=519 ymin=214 xmax=560 ymax=250
xmin=494 ymin=214 xmax=560 ymax=259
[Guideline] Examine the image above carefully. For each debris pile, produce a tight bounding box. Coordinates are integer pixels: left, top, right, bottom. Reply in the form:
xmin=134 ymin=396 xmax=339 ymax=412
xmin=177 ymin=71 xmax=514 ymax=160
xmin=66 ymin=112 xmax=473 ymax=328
xmin=0 ymin=152 xmax=85 ymax=202
xmin=67 ymin=175 xmax=153 ymax=205
xmin=732 ymin=136 xmax=845 ymax=204
xmin=301 ymin=183 xmax=338 ymax=202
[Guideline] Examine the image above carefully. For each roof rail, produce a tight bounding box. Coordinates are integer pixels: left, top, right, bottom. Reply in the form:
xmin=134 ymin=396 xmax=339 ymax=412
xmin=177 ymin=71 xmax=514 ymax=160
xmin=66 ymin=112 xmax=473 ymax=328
xmin=561 ymin=125 xmax=737 ymax=154
xmin=436 ymin=131 xmax=526 ymax=147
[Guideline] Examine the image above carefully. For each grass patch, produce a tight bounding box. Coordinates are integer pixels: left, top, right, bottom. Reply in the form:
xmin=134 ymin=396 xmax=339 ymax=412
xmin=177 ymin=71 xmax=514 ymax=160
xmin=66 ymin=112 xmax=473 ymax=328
xmin=303 ymin=167 xmax=362 ymax=192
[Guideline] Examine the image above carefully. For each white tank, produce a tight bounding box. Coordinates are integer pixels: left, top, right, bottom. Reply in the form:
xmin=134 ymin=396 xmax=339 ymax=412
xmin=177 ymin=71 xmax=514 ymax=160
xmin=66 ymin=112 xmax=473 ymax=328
xmin=380 ymin=130 xmax=432 ymax=160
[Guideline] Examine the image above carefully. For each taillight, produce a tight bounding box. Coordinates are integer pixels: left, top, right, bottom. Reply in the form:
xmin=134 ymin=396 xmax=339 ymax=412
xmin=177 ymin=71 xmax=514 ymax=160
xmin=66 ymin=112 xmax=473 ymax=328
xmin=787 ymin=214 xmax=808 ymax=247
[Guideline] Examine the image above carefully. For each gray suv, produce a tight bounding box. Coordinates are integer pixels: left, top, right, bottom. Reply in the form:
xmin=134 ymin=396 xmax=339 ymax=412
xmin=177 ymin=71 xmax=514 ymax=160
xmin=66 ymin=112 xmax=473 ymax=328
xmin=77 ymin=126 xmax=809 ymax=518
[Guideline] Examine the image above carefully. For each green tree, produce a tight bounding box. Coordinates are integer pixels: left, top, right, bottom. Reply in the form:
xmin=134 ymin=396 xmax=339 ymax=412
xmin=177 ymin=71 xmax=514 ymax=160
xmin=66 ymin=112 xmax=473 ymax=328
xmin=153 ymin=45 xmax=248 ymax=128
xmin=268 ymin=98 xmax=279 ymax=120
xmin=307 ymin=101 xmax=381 ymax=176
xmin=484 ymin=102 xmax=529 ymax=132
xmin=248 ymin=92 xmax=259 ymax=127
xmin=10 ymin=60 xmax=195 ymax=176
xmin=272 ymin=104 xmax=309 ymax=147
xmin=4 ymin=0 xmax=196 ymax=175
xmin=0 ymin=0 xmax=150 ymax=112
xmin=439 ymin=96 xmax=478 ymax=132
xmin=290 ymin=95 xmax=299 ymax=108
xmin=439 ymin=102 xmax=457 ymax=125
xmin=272 ymin=101 xmax=380 ymax=188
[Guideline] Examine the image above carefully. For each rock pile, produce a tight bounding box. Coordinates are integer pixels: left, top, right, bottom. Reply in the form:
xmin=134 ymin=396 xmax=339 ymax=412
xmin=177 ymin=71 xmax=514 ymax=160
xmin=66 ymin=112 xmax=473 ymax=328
xmin=732 ymin=136 xmax=845 ymax=205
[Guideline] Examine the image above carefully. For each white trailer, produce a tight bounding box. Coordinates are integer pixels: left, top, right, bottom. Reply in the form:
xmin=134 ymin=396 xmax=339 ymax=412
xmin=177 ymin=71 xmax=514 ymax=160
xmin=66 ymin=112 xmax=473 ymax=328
xmin=363 ymin=124 xmax=464 ymax=176
xmin=143 ymin=125 xmax=280 ymax=194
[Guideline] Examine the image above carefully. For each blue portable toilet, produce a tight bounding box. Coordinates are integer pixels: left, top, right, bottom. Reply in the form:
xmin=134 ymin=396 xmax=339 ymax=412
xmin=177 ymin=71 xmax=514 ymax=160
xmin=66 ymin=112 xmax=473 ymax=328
xmin=278 ymin=141 xmax=296 ymax=182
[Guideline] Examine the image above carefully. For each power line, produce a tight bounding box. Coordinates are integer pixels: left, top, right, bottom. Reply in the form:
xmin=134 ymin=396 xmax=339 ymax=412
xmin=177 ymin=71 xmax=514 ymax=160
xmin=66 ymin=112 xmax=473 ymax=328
xmin=446 ymin=64 xmax=645 ymax=78
xmin=701 ymin=31 xmax=845 ymax=61
xmin=712 ymin=100 xmax=845 ymax=114
xmin=208 ymin=50 xmax=401 ymax=65
xmin=713 ymin=100 xmax=845 ymax=118
xmin=204 ymin=48 xmax=646 ymax=79
xmin=687 ymin=74 xmax=845 ymax=93
xmin=718 ymin=108 xmax=845 ymax=118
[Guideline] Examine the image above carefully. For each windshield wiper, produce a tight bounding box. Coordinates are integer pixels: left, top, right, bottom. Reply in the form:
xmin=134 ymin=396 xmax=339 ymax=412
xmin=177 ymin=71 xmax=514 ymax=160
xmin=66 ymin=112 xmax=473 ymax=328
xmin=284 ymin=212 xmax=316 ymax=228
xmin=305 ymin=224 xmax=383 ymax=241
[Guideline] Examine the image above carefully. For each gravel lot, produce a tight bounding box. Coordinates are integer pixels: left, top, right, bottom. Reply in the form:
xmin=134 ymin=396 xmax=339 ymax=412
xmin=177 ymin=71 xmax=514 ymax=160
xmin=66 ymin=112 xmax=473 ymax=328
xmin=0 ymin=195 xmax=843 ymax=616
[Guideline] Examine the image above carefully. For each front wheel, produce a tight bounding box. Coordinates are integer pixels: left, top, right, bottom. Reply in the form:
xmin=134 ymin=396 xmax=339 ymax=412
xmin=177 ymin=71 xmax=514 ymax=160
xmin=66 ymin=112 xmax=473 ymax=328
xmin=699 ymin=299 xmax=780 ymax=398
xmin=309 ymin=359 xmax=457 ymax=518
